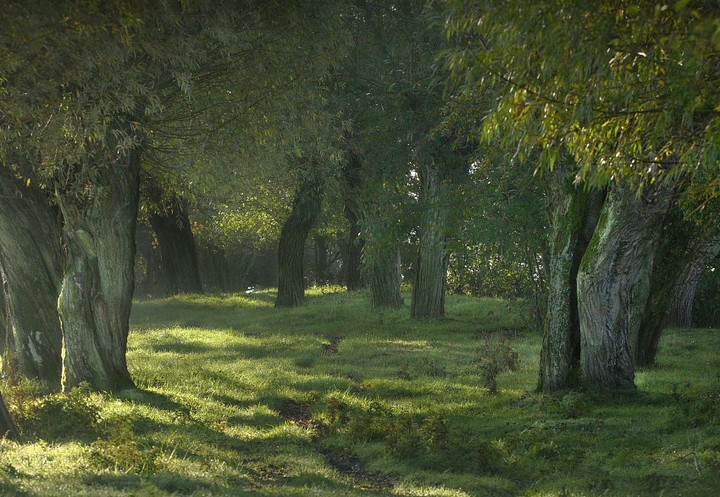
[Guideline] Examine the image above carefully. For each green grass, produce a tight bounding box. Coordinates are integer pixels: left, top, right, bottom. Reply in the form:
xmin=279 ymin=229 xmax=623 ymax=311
xmin=1 ymin=288 xmax=718 ymax=496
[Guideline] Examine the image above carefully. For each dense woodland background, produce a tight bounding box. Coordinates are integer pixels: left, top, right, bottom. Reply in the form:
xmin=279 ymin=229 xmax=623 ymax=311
xmin=0 ymin=1 xmax=719 ymax=496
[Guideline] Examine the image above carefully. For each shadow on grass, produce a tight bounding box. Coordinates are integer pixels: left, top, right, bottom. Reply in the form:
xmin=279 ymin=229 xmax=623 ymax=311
xmin=82 ymin=472 xmax=218 ymax=495
xmin=0 ymin=478 xmax=31 ymax=497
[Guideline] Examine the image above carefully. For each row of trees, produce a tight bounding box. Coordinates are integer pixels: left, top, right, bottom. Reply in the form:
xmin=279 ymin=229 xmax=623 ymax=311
xmin=1 ymin=0 xmax=719 ymax=395
xmin=0 ymin=0 xmax=347 ymax=390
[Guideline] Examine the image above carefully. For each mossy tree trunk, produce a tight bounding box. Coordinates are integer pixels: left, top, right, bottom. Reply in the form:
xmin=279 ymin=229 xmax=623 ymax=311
xmin=275 ymin=172 xmax=324 ymax=307
xmin=539 ymin=169 xmax=604 ymax=392
xmin=411 ymin=164 xmax=448 ymax=319
xmin=362 ymin=182 xmax=404 ymax=309
xmin=148 ymin=197 xmax=203 ymax=296
xmin=577 ymin=183 xmax=673 ymax=390
xmin=56 ymin=156 xmax=141 ymax=391
xmin=0 ymin=164 xmax=63 ymax=387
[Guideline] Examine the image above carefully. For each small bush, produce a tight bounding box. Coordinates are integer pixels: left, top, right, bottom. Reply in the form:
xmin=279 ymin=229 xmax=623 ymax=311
xmin=475 ymin=336 xmax=519 ymax=394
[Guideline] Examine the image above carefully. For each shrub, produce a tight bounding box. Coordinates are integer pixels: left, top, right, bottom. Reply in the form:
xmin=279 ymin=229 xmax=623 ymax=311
xmin=475 ymin=336 xmax=519 ymax=394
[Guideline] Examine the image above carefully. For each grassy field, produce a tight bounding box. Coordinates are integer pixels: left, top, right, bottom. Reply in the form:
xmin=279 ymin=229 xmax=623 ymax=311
xmin=1 ymin=288 xmax=718 ymax=497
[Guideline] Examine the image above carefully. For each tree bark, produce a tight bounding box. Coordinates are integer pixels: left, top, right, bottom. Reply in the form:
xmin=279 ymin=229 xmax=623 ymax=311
xmin=538 ymin=169 xmax=604 ymax=392
xmin=0 ymin=164 xmax=63 ymax=387
xmin=148 ymin=197 xmax=203 ymax=296
xmin=411 ymin=164 xmax=449 ymax=319
xmin=56 ymin=156 xmax=140 ymax=391
xmin=275 ymin=172 xmax=324 ymax=307
xmin=577 ymin=183 xmax=673 ymax=390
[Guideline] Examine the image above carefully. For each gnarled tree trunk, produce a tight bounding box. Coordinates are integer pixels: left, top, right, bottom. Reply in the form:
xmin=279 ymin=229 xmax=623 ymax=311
xmin=0 ymin=164 xmax=63 ymax=387
xmin=577 ymin=183 xmax=673 ymax=390
xmin=538 ymin=169 xmax=604 ymax=392
xmin=56 ymin=156 xmax=141 ymax=391
xmin=275 ymin=172 xmax=324 ymax=307
xmin=411 ymin=164 xmax=448 ymax=319
xmin=148 ymin=197 xmax=203 ymax=296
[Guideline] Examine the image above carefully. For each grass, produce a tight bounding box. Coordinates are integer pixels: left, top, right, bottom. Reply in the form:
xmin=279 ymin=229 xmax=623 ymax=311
xmin=0 ymin=288 xmax=718 ymax=496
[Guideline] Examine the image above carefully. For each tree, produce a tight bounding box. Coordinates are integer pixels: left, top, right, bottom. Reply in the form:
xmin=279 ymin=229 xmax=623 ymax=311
xmin=339 ymin=142 xmax=367 ymax=291
xmin=539 ymin=165 xmax=604 ymax=392
xmin=0 ymin=160 xmax=63 ymax=387
xmin=143 ymin=177 xmax=203 ymax=296
xmin=331 ymin=0 xmax=465 ymax=314
xmin=664 ymin=231 xmax=720 ymax=329
xmin=276 ymin=165 xmax=325 ymax=307
xmin=445 ymin=0 xmax=720 ymax=389
xmin=0 ymin=0 xmax=349 ymax=389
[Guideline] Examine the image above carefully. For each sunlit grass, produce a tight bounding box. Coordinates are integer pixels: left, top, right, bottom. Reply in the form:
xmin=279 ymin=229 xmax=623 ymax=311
xmin=0 ymin=290 xmax=717 ymax=496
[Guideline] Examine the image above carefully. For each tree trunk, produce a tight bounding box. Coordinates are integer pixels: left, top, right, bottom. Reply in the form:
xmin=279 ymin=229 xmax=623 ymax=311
xmin=0 ymin=164 xmax=63 ymax=387
xmin=411 ymin=164 xmax=448 ymax=319
xmin=341 ymin=147 xmax=366 ymax=291
xmin=0 ymin=392 xmax=18 ymax=439
xmin=313 ymin=235 xmax=329 ymax=286
xmin=148 ymin=198 xmax=203 ymax=296
xmin=0 ymin=269 xmax=9 ymax=362
xmin=343 ymin=208 xmax=365 ymax=290
xmin=635 ymin=217 xmax=720 ymax=366
xmin=56 ymin=157 xmax=140 ymax=391
xmin=362 ymin=197 xmax=404 ymax=308
xmin=665 ymin=231 xmax=720 ymax=329
xmin=367 ymin=240 xmax=404 ymax=308
xmin=275 ymin=172 xmax=324 ymax=307
xmin=538 ymin=169 xmax=604 ymax=392
xmin=577 ymin=183 xmax=673 ymax=390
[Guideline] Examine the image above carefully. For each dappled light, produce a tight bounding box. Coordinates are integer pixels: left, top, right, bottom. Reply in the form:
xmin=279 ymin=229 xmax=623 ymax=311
xmin=3 ymin=292 xmax=717 ymax=495
xmin=1 ymin=1 xmax=720 ymax=496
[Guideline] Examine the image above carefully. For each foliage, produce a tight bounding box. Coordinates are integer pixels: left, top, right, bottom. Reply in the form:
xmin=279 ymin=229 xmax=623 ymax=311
xmin=444 ymin=0 xmax=720 ymax=197
xmin=475 ymin=335 xmax=520 ymax=394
